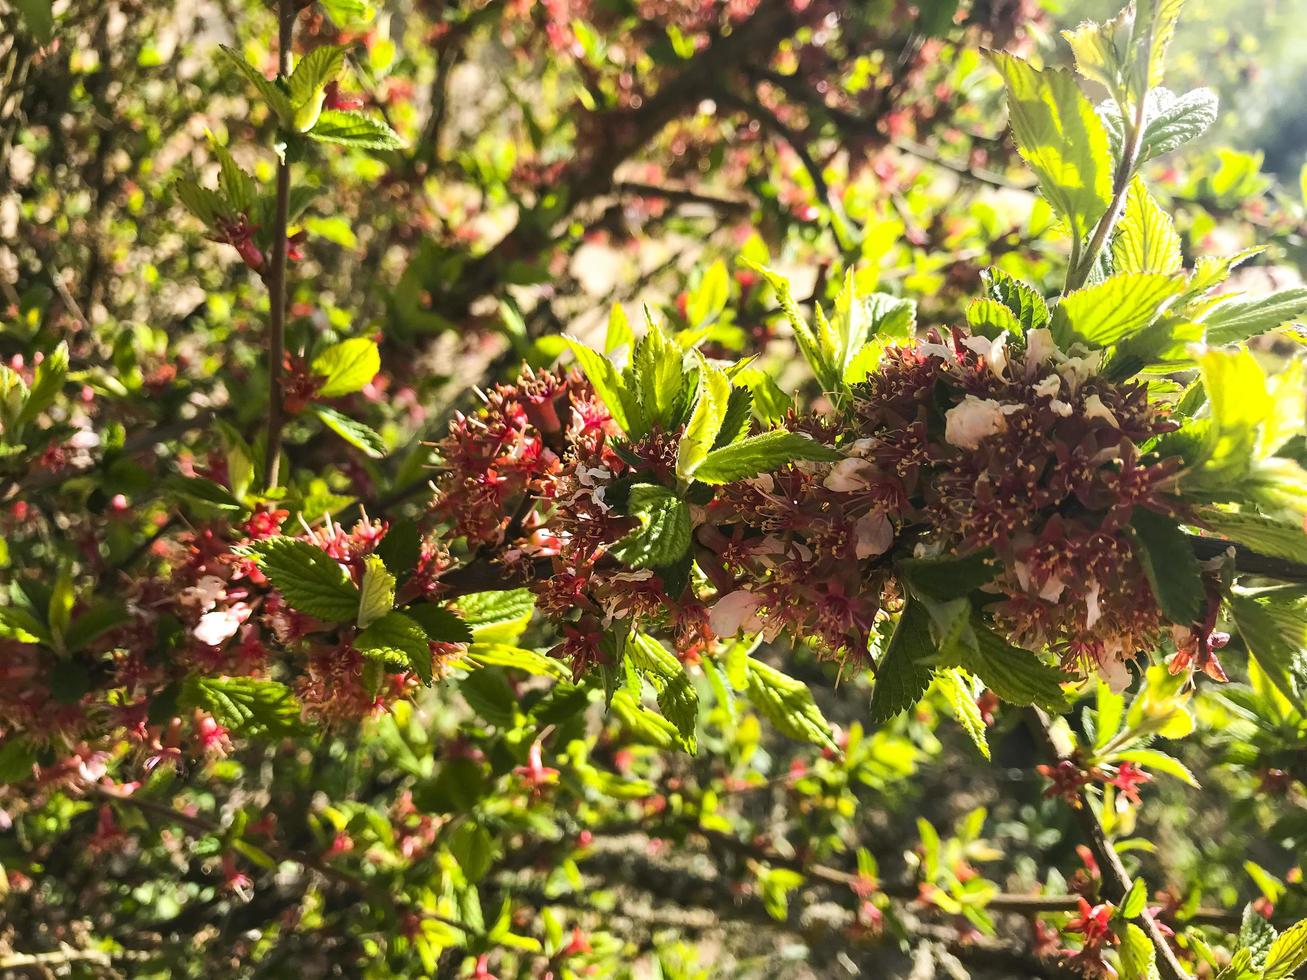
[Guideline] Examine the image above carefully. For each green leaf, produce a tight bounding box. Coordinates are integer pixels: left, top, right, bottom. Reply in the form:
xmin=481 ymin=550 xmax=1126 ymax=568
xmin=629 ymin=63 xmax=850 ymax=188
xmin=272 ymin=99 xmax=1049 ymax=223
xmin=13 ymin=0 xmax=54 ymax=43
xmin=319 ymin=0 xmax=376 ymax=26
xmin=455 ymin=589 xmax=535 ymax=641
xmin=1131 ymin=0 xmax=1185 ymax=91
xmin=869 ymin=599 xmax=936 ymax=724
xmin=1062 ymin=9 xmax=1132 ymax=98
xmin=1203 ymin=287 xmax=1307 ymax=347
xmin=1239 ymin=901 xmax=1279 ymax=968
xmin=288 ymin=45 xmax=345 ymax=109
xmin=687 ymin=259 xmax=729 ymax=328
xmin=243 ymin=536 xmax=361 ymax=622
xmin=565 ymin=337 xmax=639 ymax=435
xmin=987 ymin=51 xmax=1113 ymax=245
xmin=745 ymin=261 xmax=837 ymax=393
xmin=1191 ymin=508 xmax=1307 ymax=562
xmin=610 ymin=484 xmax=692 ymax=569
xmin=175 ymin=178 xmax=230 ymax=226
xmin=460 ymin=669 xmax=516 ymax=727
xmin=448 ymin=823 xmax=495 ymax=882
xmin=965 ymin=299 xmax=1022 ymax=340
xmin=982 ymin=267 xmax=1050 ymax=331
xmin=180 ymin=676 xmax=307 ymax=737
xmin=745 ymin=659 xmax=836 ymax=751
xmin=404 ymin=604 xmax=473 ymax=644
xmin=693 ymin=430 xmax=840 ymax=484
xmin=1137 ymin=87 xmax=1218 ymax=162
xmin=605 ymin=302 xmax=634 ymax=353
xmin=627 ymin=324 xmax=686 ymax=433
xmin=17 ymin=342 xmax=68 ymax=429
xmin=675 ymin=354 xmax=732 ymax=482
xmin=897 ymin=551 xmax=996 ymax=602
xmin=610 ymin=689 xmax=680 ymax=749
xmin=1264 ymin=919 xmax=1307 ymax=979
xmin=357 ymin=554 xmax=395 ymax=629
xmin=1052 ymin=273 xmax=1185 ymax=348
xmin=308 ymin=109 xmax=405 ymax=150
xmin=732 ymin=367 xmax=792 ymax=423
xmin=1120 ymin=877 xmax=1149 ymax=920
xmin=0 ymin=737 xmax=38 ymax=783
xmin=1130 ymin=508 xmax=1203 ymax=625
xmin=959 ymin=623 xmax=1072 ymax=710
xmin=312 ymin=404 xmax=387 ymax=458
xmin=312 ymin=337 xmax=380 ymax=398
xmin=467 ymin=643 xmax=569 ymax=681
xmin=629 ymin=633 xmax=698 ymax=751
xmin=1112 ymin=179 xmax=1182 ymax=275
xmin=935 ymin=667 xmax=990 ymax=759
xmin=64 ymin=601 xmax=131 ymax=653
xmin=1229 ymin=592 xmax=1307 ymax=713
xmin=1118 ymin=922 xmax=1160 ymax=980
xmin=218 ymin=46 xmax=293 ymax=124
xmin=165 ymin=475 xmax=244 ymax=512
xmin=356 ymin=610 xmax=434 ymax=683
xmin=0 ymin=606 xmax=50 ymax=645
xmin=210 ymin=140 xmax=257 ymax=214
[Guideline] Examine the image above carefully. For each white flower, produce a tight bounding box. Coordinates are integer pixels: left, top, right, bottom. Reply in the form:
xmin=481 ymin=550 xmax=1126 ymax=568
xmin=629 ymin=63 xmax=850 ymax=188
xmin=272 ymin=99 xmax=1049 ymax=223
xmin=181 ymin=575 xmax=227 ymax=613
xmin=709 ymin=590 xmax=764 ymax=637
xmin=1082 ymin=393 xmax=1120 ymax=428
xmin=1039 ymin=575 xmax=1066 ymax=602
xmin=1085 ymin=580 xmax=1103 ymax=628
xmin=1025 ymin=328 xmax=1059 ymax=366
xmin=194 ymin=603 xmax=251 ymax=647
xmin=963 ymin=330 xmax=1009 ymax=380
xmin=1057 ymin=351 xmax=1104 ymax=394
xmin=853 ymin=510 xmax=894 ymax=559
xmin=944 ymin=395 xmax=1009 ymax=449
xmin=1049 ymin=399 xmax=1073 ymax=417
xmin=1033 ymin=375 xmax=1061 ymax=398
xmin=1099 ymin=653 xmax=1132 ymax=693
xmin=824 ymin=457 xmax=878 ymax=492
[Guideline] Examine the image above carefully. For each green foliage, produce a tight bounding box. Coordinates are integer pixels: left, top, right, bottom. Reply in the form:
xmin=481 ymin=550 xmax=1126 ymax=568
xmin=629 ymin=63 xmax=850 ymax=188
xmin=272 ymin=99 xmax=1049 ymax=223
xmin=241 ymin=536 xmax=361 ymax=622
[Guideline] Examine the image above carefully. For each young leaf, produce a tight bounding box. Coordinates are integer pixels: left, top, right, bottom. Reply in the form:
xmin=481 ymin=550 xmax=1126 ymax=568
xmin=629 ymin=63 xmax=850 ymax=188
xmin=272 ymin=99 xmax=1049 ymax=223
xmin=180 ymin=676 xmax=307 ymax=737
xmin=242 ymin=536 xmax=361 ymax=622
xmin=629 ymin=633 xmax=698 ymax=751
xmin=982 ymin=267 xmax=1050 ymax=331
xmin=935 ymin=667 xmax=990 ymax=759
xmin=356 ymin=610 xmax=434 ymax=683
xmin=309 ymin=109 xmax=405 ymax=150
xmin=1137 ymin=87 xmax=1218 ymax=162
xmin=312 ymin=337 xmax=381 ymax=398
xmin=357 ymin=554 xmax=395 ymax=629
xmin=1112 ymin=179 xmax=1182 ymax=275
xmin=565 ymin=337 xmax=639 ymax=435
xmin=1131 ymin=0 xmax=1185 ymax=91
xmin=987 ymin=51 xmax=1113 ymax=245
xmin=609 ymin=484 xmax=692 ymax=569
xmin=605 ymin=302 xmax=634 ymax=354
xmin=1229 ymin=592 xmax=1307 ymax=712
xmin=175 ymin=178 xmax=231 ymax=226
xmin=745 ymin=658 xmax=837 ymax=751
xmin=211 ymin=140 xmax=257 ymax=215
xmin=686 ymin=259 xmax=729 ymax=328
xmin=961 ymin=623 xmax=1072 ymax=710
xmin=404 ymin=604 xmax=473 ymax=644
xmin=675 ymin=354 xmax=732 ymax=482
xmin=1051 ymin=273 xmax=1185 ymax=348
xmin=966 ymin=299 xmax=1022 ymax=339
xmin=16 ymin=341 xmax=68 ymax=429
xmin=627 ymin=324 xmax=685 ymax=432
xmin=692 ymin=429 xmax=840 ymax=484
xmin=218 ymin=46 xmax=293 ymax=124
xmin=1191 ymin=508 xmax=1307 ymax=562
xmin=288 ymin=45 xmax=345 ymax=109
xmin=1118 ymin=922 xmax=1159 ymax=980
xmin=869 ymin=599 xmax=936 ymax=724
xmin=1202 ymin=287 xmax=1307 ymax=347
xmin=312 ymin=404 xmax=387 ymax=458
xmin=1264 ymin=919 xmax=1307 ymax=979
xmin=467 ymin=643 xmax=570 ymax=682
xmin=1130 ymin=508 xmax=1203 ymax=625
xmin=455 ymin=589 xmax=535 ymax=641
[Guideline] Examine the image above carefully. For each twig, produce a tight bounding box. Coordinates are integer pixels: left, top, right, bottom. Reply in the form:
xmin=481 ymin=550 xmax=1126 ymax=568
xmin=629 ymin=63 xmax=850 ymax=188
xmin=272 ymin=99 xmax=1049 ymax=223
xmin=1026 ymin=708 xmax=1191 ymax=980
xmin=263 ymin=0 xmax=294 ymax=490
xmin=612 ymin=180 xmax=751 ymax=215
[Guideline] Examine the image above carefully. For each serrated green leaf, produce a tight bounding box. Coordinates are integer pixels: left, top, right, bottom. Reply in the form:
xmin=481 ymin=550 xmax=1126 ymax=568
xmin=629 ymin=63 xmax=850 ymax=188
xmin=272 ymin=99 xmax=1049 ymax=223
xmin=211 ymin=140 xmax=257 ymax=214
xmin=676 ymin=353 xmax=732 ymax=481
xmin=1239 ymin=899 xmax=1279 ymax=967
xmin=243 ymin=536 xmax=360 ymax=622
xmin=1137 ymin=87 xmax=1218 ymax=162
xmin=605 ymin=302 xmax=634 ymax=353
xmin=687 ymin=259 xmax=729 ymax=328
xmin=1052 ymin=272 xmax=1185 ymax=348
xmin=935 ymin=667 xmax=990 ymax=759
xmin=16 ymin=341 xmax=68 ymax=429
xmin=404 ymin=604 xmax=473 ymax=644
xmin=1203 ymin=287 xmax=1307 ymax=347
xmin=1130 ymin=508 xmax=1203 ymax=624
xmin=1114 ymin=748 xmax=1199 ymax=788
xmin=965 ymin=298 xmax=1021 ymax=339
xmin=565 ymin=337 xmax=639 ymax=435
xmin=467 ymin=642 xmax=569 ymax=681
xmin=312 ymin=404 xmax=386 ymax=458
xmin=0 ymin=606 xmax=50 ymax=645
xmin=628 ymin=324 xmax=686 ymax=432
xmin=312 ymin=337 xmax=380 ymax=398
xmin=897 ymin=551 xmax=996 ymax=602
xmin=165 ymin=475 xmax=245 ymax=512
xmin=629 ymin=633 xmax=697 ymax=751
xmin=288 ymin=45 xmax=345 ymax=109
xmin=218 ymin=46 xmax=293 ymax=123
xmin=745 ymin=658 xmax=836 ymax=750
xmin=1119 ymin=922 xmax=1159 ymax=980
xmin=982 ymin=267 xmax=1050 ymax=332
xmin=180 ymin=676 xmax=307 ymax=737
xmin=956 ymin=620 xmax=1072 ymax=710
xmin=988 ymin=51 xmax=1113 ymax=245
xmin=309 ymin=109 xmax=404 ymax=149
xmin=869 ymin=599 xmax=936 ymax=724
xmin=1264 ymin=919 xmax=1307 ymax=979
xmin=692 ymin=429 xmax=840 ymax=484
xmin=357 ymin=554 xmax=395 ymax=629
xmin=610 ymin=484 xmax=691 ymax=569
xmin=356 ymin=610 xmax=433 ymax=683
xmin=610 ymin=688 xmax=680 ymax=749
xmin=1192 ymin=508 xmax=1307 ymax=562
xmin=1229 ymin=591 xmax=1307 ymax=713
xmin=1131 ymin=0 xmax=1185 ymax=91
xmin=455 ymin=589 xmax=535 ymax=642
xmin=1112 ymin=179 xmax=1182 ymax=275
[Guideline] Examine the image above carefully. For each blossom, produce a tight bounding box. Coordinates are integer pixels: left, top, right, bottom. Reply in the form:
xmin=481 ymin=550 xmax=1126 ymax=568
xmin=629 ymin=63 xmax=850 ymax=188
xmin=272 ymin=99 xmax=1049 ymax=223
xmin=709 ymin=589 xmax=765 ymax=636
xmin=193 ymin=603 xmax=251 ymax=647
xmin=944 ymin=395 xmax=1008 ymax=449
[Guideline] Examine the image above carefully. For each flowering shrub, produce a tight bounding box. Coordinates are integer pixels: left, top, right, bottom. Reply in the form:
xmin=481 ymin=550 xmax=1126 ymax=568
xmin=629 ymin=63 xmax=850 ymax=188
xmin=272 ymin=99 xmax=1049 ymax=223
xmin=3 ymin=0 xmax=1307 ymax=978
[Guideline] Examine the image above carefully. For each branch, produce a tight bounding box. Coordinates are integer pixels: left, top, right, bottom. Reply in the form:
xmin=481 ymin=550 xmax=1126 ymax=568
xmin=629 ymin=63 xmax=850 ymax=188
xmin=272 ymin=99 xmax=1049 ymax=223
xmin=1186 ymin=533 xmax=1307 ymax=583
xmin=612 ymin=180 xmax=751 ymax=216
xmin=262 ymin=0 xmax=294 ymax=490
xmin=1026 ymin=708 xmax=1192 ymax=980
